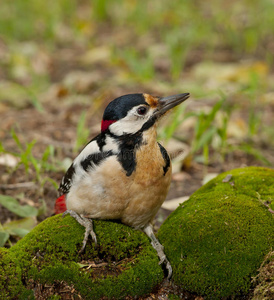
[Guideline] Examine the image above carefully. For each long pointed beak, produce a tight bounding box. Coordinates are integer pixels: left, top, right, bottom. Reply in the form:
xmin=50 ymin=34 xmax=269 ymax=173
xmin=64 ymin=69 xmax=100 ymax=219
xmin=155 ymin=93 xmax=190 ymax=117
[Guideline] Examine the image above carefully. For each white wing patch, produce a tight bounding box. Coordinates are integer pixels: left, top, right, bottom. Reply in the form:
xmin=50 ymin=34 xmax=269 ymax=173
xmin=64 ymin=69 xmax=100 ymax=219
xmin=73 ymin=140 xmax=100 ymax=166
xmin=102 ymin=135 xmax=119 ymax=153
xmin=72 ymin=140 xmax=100 ymax=183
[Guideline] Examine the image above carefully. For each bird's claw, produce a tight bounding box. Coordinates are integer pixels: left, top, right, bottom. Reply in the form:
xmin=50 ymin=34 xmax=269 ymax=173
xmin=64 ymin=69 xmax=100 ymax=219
xmin=143 ymin=224 xmax=172 ymax=279
xmin=158 ymin=253 xmax=166 ymax=265
xmin=63 ymin=210 xmax=97 ymax=252
xmin=163 ymin=259 xmax=172 ymax=280
xmin=157 ymin=249 xmax=172 ymax=279
xmin=79 ymin=218 xmax=97 ymax=253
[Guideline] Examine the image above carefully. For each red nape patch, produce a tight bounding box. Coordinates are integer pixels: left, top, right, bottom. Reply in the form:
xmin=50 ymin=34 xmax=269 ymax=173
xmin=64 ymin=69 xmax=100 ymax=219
xmin=54 ymin=194 xmax=67 ymax=214
xmin=101 ymin=119 xmax=116 ymax=132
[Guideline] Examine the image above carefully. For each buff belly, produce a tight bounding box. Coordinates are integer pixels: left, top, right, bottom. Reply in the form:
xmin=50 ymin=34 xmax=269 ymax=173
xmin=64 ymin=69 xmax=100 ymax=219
xmin=66 ymin=151 xmax=171 ymax=229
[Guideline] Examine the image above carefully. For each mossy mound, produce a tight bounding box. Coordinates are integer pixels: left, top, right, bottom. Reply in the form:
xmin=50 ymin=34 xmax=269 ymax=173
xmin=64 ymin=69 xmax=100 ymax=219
xmin=0 ymin=214 xmax=164 ymax=299
xmin=158 ymin=167 xmax=274 ymax=299
xmin=0 ymin=247 xmax=28 ymax=298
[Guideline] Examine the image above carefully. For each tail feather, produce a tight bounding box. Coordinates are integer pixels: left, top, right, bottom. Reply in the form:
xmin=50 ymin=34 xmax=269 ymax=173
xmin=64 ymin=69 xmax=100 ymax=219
xmin=54 ymin=194 xmax=67 ymax=214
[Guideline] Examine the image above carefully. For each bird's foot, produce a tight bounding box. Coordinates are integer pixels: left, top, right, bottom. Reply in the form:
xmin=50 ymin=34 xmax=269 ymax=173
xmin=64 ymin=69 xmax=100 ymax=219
xmin=63 ymin=210 xmax=97 ymax=253
xmin=143 ymin=224 xmax=172 ymax=279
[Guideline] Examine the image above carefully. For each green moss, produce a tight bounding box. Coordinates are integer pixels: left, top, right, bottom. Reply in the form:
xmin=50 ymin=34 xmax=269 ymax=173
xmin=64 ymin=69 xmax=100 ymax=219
xmin=1 ymin=215 xmax=163 ymax=299
xmin=168 ymin=294 xmax=181 ymax=300
xmin=159 ymin=167 xmax=274 ymax=299
xmin=0 ymin=247 xmax=28 ymax=299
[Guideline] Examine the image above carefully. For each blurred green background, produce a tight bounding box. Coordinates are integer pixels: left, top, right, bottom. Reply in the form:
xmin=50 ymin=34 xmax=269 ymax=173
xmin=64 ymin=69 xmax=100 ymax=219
xmin=0 ymin=0 xmax=274 ymax=245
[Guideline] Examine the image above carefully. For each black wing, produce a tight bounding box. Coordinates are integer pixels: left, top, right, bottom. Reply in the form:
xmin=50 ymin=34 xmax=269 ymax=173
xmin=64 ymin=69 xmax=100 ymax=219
xmin=80 ymin=151 xmax=113 ymax=171
xmin=158 ymin=142 xmax=170 ymax=176
xmin=58 ymin=132 xmax=114 ymax=196
xmin=58 ymin=163 xmax=75 ymax=196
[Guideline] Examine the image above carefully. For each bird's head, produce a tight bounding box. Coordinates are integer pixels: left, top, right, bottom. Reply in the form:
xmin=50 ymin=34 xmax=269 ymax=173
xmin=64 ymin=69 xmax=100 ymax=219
xmin=101 ymin=93 xmax=190 ymax=136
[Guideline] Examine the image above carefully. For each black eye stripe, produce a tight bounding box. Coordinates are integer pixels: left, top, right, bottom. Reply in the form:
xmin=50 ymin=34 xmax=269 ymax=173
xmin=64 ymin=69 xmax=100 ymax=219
xmin=137 ymin=106 xmax=147 ymax=115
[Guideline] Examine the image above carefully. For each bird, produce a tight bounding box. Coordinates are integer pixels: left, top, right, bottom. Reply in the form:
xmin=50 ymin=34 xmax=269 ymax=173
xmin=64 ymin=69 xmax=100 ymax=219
xmin=55 ymin=92 xmax=190 ymax=279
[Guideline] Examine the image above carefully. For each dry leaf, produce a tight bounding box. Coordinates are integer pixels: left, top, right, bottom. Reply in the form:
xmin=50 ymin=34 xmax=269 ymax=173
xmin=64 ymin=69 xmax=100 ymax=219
xmin=0 ymin=154 xmax=19 ymax=167
xmin=63 ymin=71 xmax=102 ymax=93
xmin=162 ymin=196 xmax=189 ymax=211
xmin=227 ymin=117 xmax=248 ymax=139
xmin=202 ymin=173 xmax=219 ymax=185
xmin=172 ymin=172 xmax=192 ymax=182
xmin=164 ymin=138 xmax=190 ymax=173
xmin=81 ymin=46 xmax=111 ymax=64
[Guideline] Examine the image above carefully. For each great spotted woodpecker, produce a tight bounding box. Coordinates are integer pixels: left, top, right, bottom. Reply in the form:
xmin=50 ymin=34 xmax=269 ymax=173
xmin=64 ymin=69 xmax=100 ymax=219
xmin=55 ymin=92 xmax=189 ymax=278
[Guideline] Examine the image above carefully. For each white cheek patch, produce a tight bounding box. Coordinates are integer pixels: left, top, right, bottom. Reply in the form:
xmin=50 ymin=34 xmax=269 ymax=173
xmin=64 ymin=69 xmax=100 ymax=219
xmin=110 ymin=118 xmax=144 ymax=135
xmin=109 ymin=106 xmax=154 ymax=135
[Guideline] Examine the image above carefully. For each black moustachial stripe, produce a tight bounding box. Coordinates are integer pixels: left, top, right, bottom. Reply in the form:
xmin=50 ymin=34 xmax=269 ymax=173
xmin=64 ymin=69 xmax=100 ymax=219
xmin=140 ymin=115 xmax=157 ymax=132
xmin=81 ymin=150 xmax=113 ymax=171
xmin=58 ymin=163 xmax=75 ymax=195
xmin=109 ymin=131 xmax=144 ymax=176
xmin=157 ymin=143 xmax=170 ymax=176
xmin=118 ymin=132 xmax=145 ymax=176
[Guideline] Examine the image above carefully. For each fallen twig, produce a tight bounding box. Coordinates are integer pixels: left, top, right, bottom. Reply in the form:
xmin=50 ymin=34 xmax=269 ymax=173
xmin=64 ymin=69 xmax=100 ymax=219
xmin=0 ymin=182 xmax=36 ymax=190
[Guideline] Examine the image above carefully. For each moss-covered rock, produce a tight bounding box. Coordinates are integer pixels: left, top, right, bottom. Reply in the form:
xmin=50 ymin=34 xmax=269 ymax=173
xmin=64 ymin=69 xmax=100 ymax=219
xmin=158 ymin=167 xmax=274 ymax=299
xmin=1 ymin=214 xmax=164 ymax=299
xmin=0 ymin=247 xmax=29 ymax=299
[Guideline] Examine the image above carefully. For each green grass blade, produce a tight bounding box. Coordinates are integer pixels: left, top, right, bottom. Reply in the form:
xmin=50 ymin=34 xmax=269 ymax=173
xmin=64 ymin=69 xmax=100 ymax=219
xmin=0 ymin=231 xmax=10 ymax=247
xmin=0 ymin=195 xmax=38 ymax=218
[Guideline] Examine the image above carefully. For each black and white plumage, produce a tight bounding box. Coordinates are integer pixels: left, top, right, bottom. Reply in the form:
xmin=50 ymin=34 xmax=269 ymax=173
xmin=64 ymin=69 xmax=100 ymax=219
xmin=56 ymin=92 xmax=190 ymax=279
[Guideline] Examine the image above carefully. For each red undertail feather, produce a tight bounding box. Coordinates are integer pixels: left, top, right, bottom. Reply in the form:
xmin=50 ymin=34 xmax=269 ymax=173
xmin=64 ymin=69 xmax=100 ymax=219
xmin=54 ymin=194 xmax=67 ymax=214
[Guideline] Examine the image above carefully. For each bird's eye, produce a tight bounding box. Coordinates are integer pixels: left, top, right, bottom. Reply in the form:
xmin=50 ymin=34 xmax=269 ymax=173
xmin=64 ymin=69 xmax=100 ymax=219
xmin=137 ymin=106 xmax=147 ymax=115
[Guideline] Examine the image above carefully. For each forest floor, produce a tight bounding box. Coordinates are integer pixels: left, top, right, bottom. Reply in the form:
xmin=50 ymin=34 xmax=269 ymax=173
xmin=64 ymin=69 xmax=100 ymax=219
xmin=1 ymin=1 xmax=274 ymax=298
